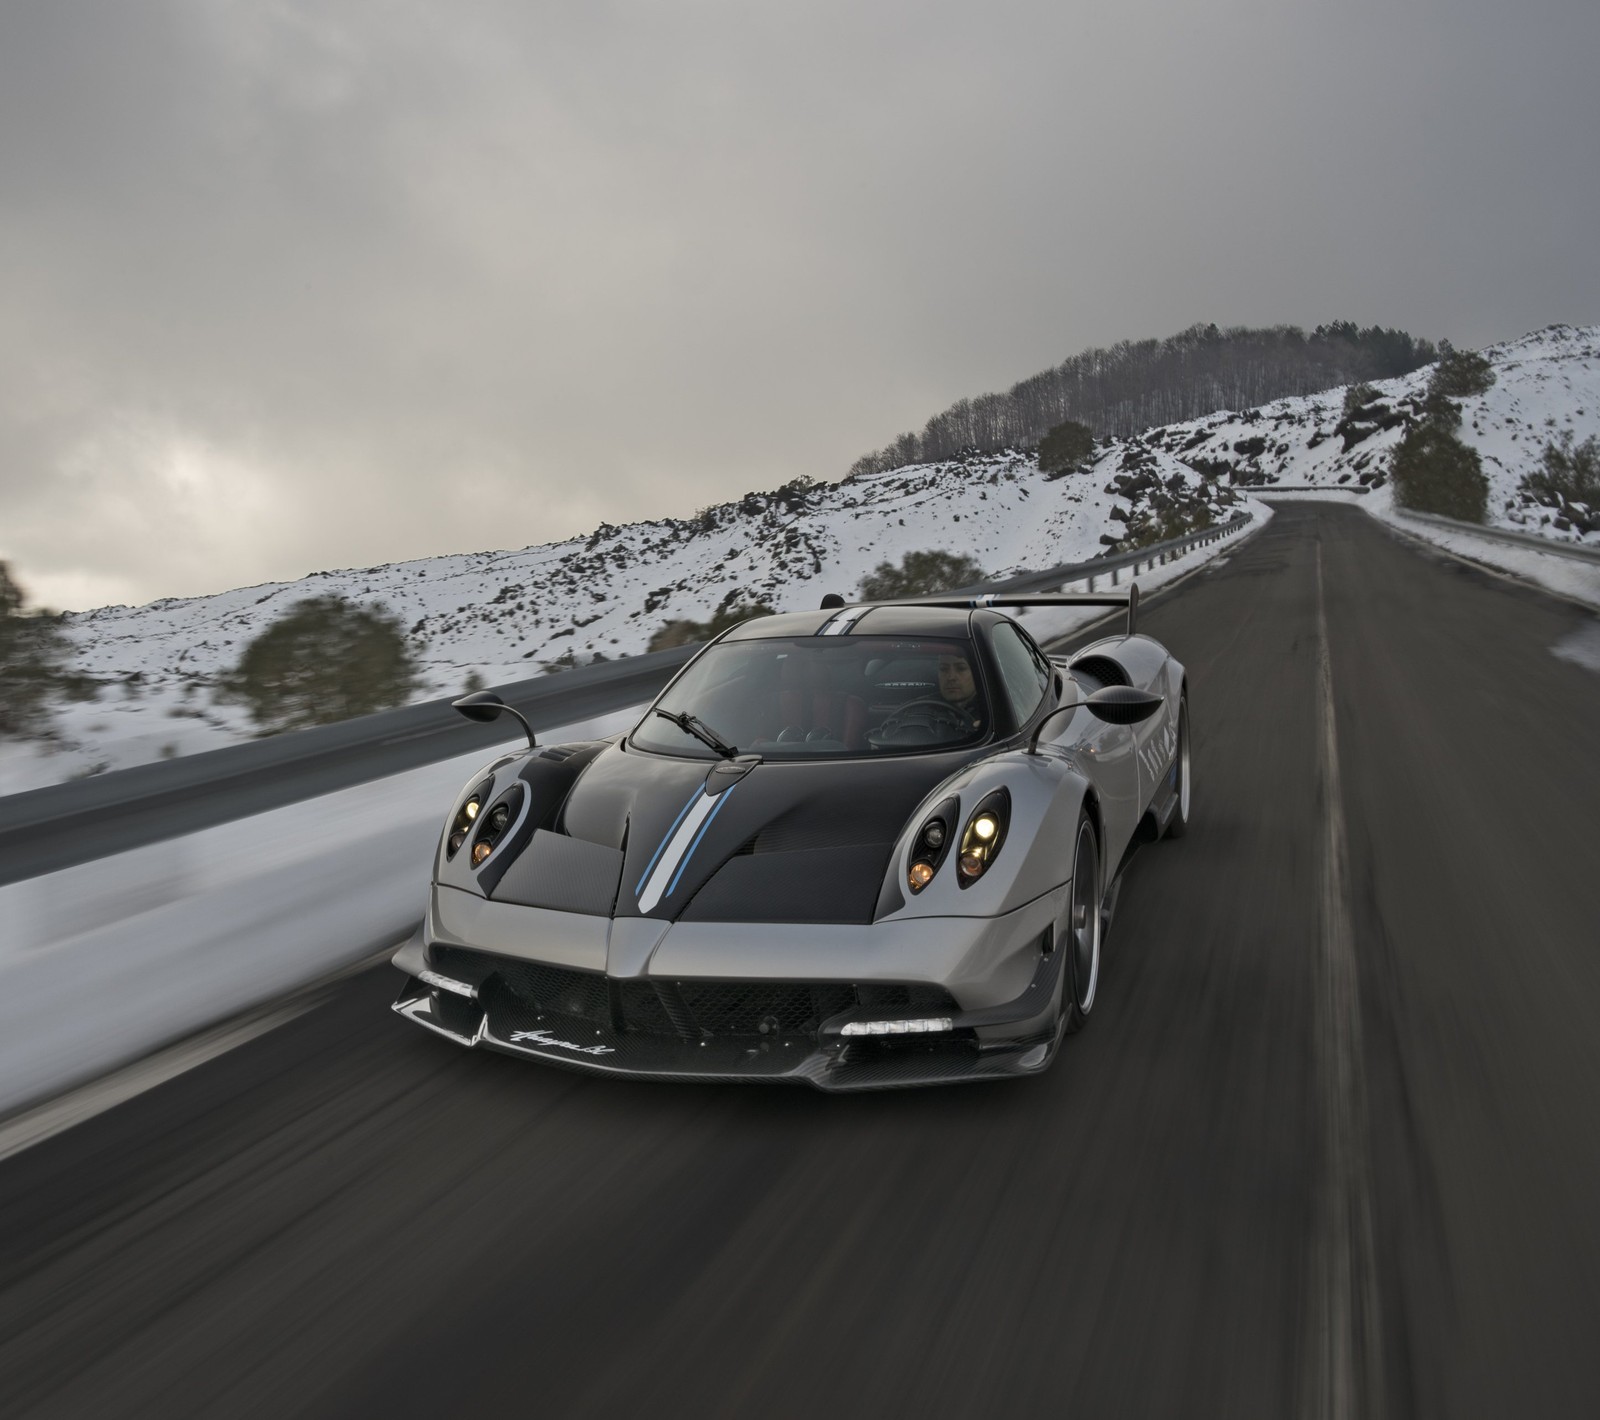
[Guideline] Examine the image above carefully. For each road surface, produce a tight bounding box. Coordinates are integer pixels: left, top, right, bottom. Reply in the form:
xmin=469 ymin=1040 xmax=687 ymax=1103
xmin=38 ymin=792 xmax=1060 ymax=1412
xmin=1 ymin=502 xmax=1596 ymax=1418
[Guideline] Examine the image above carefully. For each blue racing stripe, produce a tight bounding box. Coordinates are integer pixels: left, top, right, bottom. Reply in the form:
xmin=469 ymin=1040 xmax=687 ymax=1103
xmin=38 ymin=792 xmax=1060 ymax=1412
xmin=664 ymin=781 xmax=739 ymax=899
xmin=633 ymin=786 xmax=704 ymax=896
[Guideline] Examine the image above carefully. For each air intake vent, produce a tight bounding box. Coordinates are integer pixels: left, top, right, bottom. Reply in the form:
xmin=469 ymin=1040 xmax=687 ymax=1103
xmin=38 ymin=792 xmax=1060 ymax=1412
xmin=539 ymin=746 xmax=575 ymax=761
xmin=1069 ymin=654 xmax=1130 ymax=689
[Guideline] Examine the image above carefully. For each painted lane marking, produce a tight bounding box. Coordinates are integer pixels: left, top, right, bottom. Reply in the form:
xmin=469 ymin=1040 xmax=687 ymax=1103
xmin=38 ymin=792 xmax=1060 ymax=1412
xmin=1303 ymin=540 xmax=1383 ymax=1420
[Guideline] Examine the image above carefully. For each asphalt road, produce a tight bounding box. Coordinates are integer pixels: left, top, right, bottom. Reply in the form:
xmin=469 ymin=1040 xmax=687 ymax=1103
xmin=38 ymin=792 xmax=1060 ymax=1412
xmin=2 ymin=502 xmax=1597 ymax=1418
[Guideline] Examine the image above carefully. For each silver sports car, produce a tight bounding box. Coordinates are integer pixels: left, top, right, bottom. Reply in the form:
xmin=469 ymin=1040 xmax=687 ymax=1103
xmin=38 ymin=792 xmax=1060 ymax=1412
xmin=391 ymin=588 xmax=1190 ymax=1090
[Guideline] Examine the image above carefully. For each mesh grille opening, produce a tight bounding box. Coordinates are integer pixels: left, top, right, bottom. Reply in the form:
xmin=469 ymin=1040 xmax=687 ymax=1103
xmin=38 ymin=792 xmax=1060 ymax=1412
xmin=1068 ymin=654 xmax=1130 ymax=689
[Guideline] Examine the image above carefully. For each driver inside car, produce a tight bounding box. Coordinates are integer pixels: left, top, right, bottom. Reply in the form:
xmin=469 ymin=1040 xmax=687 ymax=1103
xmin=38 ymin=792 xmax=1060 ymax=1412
xmin=937 ymin=652 xmax=985 ymax=732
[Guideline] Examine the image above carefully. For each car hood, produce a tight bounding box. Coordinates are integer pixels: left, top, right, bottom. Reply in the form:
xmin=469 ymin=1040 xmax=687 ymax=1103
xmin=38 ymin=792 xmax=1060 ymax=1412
xmin=547 ymin=741 xmax=979 ymax=924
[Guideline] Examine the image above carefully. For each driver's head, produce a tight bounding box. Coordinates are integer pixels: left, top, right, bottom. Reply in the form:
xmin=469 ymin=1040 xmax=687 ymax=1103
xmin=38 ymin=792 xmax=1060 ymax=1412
xmin=937 ymin=653 xmax=977 ymax=706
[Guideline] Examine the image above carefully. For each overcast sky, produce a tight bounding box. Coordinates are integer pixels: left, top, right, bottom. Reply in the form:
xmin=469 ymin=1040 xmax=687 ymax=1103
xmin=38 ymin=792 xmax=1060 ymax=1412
xmin=3 ymin=0 xmax=1597 ymax=611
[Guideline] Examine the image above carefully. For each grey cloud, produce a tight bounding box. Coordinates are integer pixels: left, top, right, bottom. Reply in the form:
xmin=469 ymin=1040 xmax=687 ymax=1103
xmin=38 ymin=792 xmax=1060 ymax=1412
xmin=1 ymin=0 xmax=1597 ymax=608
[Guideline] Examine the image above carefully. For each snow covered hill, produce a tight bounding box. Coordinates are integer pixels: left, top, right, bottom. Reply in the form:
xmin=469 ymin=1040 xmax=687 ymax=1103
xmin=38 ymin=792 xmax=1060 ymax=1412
xmin=1142 ymin=324 xmax=1600 ymax=541
xmin=8 ymin=323 xmax=1596 ymax=791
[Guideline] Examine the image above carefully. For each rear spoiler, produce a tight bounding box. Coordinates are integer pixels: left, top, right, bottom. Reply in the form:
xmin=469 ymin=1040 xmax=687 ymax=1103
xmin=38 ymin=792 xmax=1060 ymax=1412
xmin=885 ymin=585 xmax=1139 ymax=637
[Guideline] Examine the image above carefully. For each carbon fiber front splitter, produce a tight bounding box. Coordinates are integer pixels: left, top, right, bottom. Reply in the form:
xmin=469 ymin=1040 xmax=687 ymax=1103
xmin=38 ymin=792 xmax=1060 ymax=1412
xmin=392 ymin=946 xmax=1064 ymax=1092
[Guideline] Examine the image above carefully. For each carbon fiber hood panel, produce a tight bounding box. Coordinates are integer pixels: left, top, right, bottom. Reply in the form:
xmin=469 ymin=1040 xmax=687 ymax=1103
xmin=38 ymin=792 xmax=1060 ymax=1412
xmin=554 ymin=742 xmax=981 ymax=923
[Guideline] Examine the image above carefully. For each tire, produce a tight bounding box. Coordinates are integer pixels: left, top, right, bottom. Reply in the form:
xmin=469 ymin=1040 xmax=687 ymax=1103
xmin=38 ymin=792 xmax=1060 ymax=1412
xmin=1060 ymin=813 xmax=1103 ymax=1036
xmin=1164 ymin=690 xmax=1191 ymax=840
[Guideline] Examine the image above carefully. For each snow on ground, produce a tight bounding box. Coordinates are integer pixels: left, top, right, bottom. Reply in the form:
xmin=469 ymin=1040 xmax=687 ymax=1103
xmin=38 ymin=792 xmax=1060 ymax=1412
xmin=9 ymin=323 xmax=1596 ymax=792
xmin=0 ymin=686 xmax=255 ymax=794
xmin=1380 ymin=507 xmax=1600 ymax=608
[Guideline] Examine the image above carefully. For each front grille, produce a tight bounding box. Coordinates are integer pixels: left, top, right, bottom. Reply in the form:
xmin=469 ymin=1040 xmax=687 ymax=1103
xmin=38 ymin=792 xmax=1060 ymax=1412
xmin=445 ymin=946 xmax=958 ymax=1045
xmin=499 ymin=959 xmax=610 ymax=1023
xmin=676 ymin=981 xmax=856 ymax=1037
xmin=616 ymin=979 xmax=676 ymax=1035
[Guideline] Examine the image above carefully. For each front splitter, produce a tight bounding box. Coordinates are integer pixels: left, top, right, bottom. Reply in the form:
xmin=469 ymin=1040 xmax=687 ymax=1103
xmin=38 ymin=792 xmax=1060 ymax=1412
xmin=393 ymin=987 xmax=1048 ymax=1092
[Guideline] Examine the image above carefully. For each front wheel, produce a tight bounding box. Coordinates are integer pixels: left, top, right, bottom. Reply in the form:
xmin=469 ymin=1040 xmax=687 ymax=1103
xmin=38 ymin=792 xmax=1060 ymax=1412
xmin=1060 ymin=813 xmax=1103 ymax=1036
xmin=1164 ymin=691 xmax=1191 ymax=839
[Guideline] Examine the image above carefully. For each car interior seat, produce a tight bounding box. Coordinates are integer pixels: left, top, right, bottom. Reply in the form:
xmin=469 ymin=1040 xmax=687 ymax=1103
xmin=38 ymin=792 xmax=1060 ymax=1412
xmin=776 ymin=656 xmax=867 ymax=749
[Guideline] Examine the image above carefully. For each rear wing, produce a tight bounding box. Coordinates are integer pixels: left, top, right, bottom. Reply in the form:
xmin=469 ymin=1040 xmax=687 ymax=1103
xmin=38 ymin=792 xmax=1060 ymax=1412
xmin=885 ymin=585 xmax=1139 ymax=637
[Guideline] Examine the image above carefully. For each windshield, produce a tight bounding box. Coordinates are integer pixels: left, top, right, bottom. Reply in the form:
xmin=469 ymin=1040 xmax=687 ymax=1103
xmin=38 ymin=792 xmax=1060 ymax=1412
xmin=630 ymin=636 xmax=991 ymax=759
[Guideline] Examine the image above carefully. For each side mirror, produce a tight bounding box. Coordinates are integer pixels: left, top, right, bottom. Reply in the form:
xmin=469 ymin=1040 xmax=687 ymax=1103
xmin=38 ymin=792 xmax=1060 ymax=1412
xmin=452 ymin=691 xmax=538 ymax=749
xmin=819 ymin=593 xmax=846 ymax=610
xmin=452 ymin=690 xmax=507 ymax=723
xmin=1026 ymin=684 xmax=1082 ymax=755
xmin=1084 ymin=686 xmax=1162 ymax=725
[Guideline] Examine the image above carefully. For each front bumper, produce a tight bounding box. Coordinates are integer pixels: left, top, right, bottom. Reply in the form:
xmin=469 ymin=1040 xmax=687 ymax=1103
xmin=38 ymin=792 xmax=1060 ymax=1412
xmin=391 ymin=935 xmax=1066 ymax=1092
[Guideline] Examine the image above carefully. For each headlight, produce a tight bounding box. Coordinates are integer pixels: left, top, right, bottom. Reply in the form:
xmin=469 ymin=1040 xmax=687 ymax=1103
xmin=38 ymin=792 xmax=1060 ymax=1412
xmin=955 ymin=789 xmax=1010 ymax=888
xmin=907 ymin=795 xmax=960 ymax=893
xmin=468 ymin=785 xmax=525 ymax=868
xmin=445 ymin=777 xmax=496 ymax=860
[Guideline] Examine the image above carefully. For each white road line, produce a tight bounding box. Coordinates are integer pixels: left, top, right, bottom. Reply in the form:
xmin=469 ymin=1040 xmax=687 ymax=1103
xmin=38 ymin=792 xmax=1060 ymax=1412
xmin=1304 ymin=541 xmax=1383 ymax=1420
xmin=0 ymin=942 xmax=398 ymax=1166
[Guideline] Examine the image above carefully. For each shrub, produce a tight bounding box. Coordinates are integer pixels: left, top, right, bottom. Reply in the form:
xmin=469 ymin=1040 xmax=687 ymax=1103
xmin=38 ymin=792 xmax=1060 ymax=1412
xmin=646 ymin=620 xmax=702 ymax=653
xmin=1122 ymin=503 xmax=1216 ymax=550
xmin=646 ymin=602 xmax=775 ymax=653
xmin=0 ymin=562 xmax=74 ymax=741
xmin=224 ymin=596 xmax=421 ymax=733
xmin=1415 ymin=388 xmax=1463 ymax=432
xmin=1429 ymin=346 xmax=1495 ymax=399
xmin=1390 ymin=424 xmax=1488 ymax=522
xmin=1037 ymin=420 xmax=1096 ymax=478
xmin=1342 ymin=383 xmax=1381 ymax=419
xmin=1524 ymin=431 xmax=1600 ymax=508
xmin=858 ymin=550 xmax=983 ymax=601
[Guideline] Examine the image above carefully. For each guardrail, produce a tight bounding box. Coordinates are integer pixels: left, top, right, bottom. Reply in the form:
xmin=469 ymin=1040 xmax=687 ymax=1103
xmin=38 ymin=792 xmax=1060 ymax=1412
xmin=947 ymin=510 xmax=1255 ymax=597
xmin=1391 ymin=507 xmax=1600 ymax=565
xmin=1240 ymin=483 xmax=1372 ymax=495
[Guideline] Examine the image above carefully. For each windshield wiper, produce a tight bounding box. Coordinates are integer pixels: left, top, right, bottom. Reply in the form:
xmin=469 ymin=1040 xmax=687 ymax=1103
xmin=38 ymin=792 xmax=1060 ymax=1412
xmin=653 ymin=707 xmax=737 ymax=759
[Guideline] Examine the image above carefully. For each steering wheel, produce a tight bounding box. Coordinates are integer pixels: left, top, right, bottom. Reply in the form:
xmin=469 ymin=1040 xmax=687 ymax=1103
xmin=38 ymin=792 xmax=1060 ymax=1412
xmin=870 ymin=697 xmax=973 ymax=746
